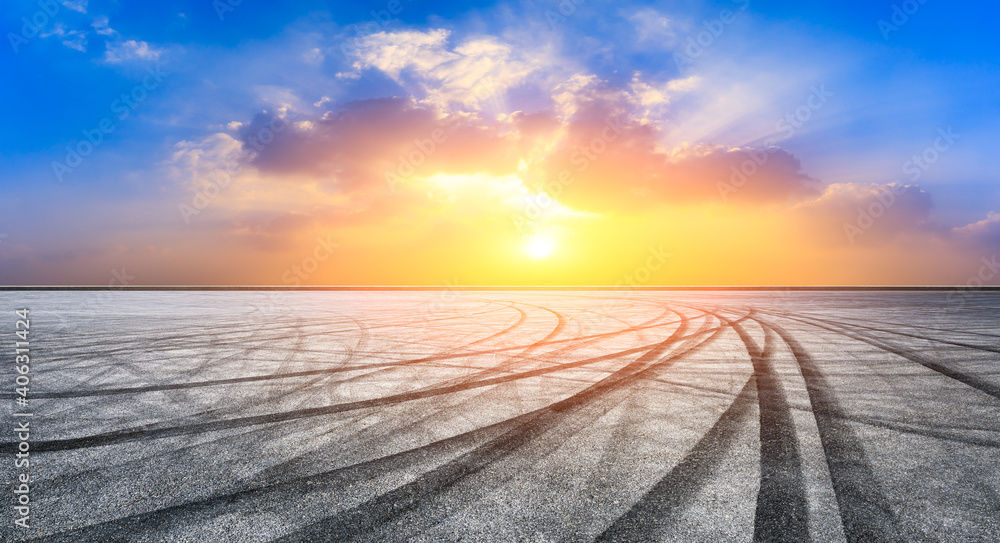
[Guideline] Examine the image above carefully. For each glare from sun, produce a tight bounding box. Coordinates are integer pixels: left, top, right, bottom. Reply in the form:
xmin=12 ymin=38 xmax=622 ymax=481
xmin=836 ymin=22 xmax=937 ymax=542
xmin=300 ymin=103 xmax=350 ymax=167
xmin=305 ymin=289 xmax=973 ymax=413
xmin=525 ymin=235 xmax=556 ymax=259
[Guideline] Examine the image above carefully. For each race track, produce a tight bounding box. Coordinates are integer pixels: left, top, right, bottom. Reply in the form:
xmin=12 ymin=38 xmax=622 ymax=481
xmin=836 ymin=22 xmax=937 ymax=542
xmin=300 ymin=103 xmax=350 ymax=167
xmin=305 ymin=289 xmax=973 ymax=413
xmin=2 ymin=290 xmax=999 ymax=542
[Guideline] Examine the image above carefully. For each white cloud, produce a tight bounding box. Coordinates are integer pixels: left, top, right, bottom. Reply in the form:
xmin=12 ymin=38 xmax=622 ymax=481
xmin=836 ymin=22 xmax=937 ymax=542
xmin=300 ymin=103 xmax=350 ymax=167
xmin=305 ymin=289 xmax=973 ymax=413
xmin=39 ymin=24 xmax=67 ymax=38
xmin=61 ymin=31 xmax=87 ymax=52
xmin=104 ymin=40 xmax=162 ymax=63
xmin=62 ymin=0 xmax=87 ymax=13
xmin=167 ymin=133 xmax=247 ymax=191
xmin=551 ymin=74 xmax=602 ymax=119
xmin=91 ymin=15 xmax=116 ymax=36
xmin=303 ymin=47 xmax=324 ymax=64
xmin=628 ymin=8 xmax=675 ymax=46
xmin=348 ymin=29 xmax=542 ymax=111
xmin=351 ymin=29 xmax=456 ymax=79
xmin=40 ymin=24 xmax=88 ymax=52
xmin=643 ymin=74 xmax=701 ymax=104
xmin=550 ymin=71 xmax=698 ymax=125
xmin=252 ymin=86 xmax=302 ymax=118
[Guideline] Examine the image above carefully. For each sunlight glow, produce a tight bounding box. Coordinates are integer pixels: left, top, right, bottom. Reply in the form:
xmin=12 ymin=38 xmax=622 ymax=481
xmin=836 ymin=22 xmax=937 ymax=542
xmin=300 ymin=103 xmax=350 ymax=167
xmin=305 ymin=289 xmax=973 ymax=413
xmin=525 ymin=235 xmax=556 ymax=259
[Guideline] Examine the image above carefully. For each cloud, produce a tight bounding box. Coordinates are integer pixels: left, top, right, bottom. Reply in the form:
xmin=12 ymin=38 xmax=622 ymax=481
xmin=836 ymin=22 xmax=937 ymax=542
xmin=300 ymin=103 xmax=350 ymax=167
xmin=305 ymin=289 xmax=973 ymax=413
xmin=151 ymin=20 xmax=986 ymax=286
xmin=303 ymin=47 xmax=324 ymax=64
xmin=350 ymin=29 xmax=452 ymax=75
xmin=550 ymin=71 xmax=698 ymax=126
xmin=628 ymin=8 xmax=675 ymax=46
xmin=62 ymin=0 xmax=87 ymax=13
xmin=40 ymin=23 xmax=88 ymax=52
xmin=347 ymin=29 xmax=542 ymax=111
xmin=61 ymin=31 xmax=88 ymax=52
xmin=91 ymin=15 xmax=116 ymax=36
xmin=543 ymin=137 xmax=819 ymax=214
xmin=630 ymin=73 xmax=699 ymax=109
xmin=953 ymin=212 xmax=1000 ymax=248
xmin=167 ymin=132 xmax=246 ymax=191
xmin=793 ymin=183 xmax=934 ymax=245
xmin=245 ymin=98 xmax=514 ymax=192
xmin=104 ymin=39 xmax=162 ymax=63
xmin=199 ymin=64 xmax=815 ymax=220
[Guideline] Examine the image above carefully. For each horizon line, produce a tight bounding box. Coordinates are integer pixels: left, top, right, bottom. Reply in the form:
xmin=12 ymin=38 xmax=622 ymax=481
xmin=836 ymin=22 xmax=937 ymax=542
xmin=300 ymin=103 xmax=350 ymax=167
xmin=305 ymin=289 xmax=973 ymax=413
xmin=1 ymin=285 xmax=999 ymax=292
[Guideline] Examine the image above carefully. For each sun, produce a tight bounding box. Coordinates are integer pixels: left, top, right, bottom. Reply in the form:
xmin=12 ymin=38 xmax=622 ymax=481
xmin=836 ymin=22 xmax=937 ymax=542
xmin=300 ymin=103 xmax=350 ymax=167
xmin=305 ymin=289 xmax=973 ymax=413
xmin=524 ymin=235 xmax=556 ymax=259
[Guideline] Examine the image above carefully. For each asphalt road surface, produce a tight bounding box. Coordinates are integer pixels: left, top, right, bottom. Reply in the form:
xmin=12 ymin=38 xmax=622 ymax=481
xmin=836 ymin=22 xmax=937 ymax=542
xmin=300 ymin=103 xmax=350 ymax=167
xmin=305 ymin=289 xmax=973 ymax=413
xmin=1 ymin=290 xmax=998 ymax=542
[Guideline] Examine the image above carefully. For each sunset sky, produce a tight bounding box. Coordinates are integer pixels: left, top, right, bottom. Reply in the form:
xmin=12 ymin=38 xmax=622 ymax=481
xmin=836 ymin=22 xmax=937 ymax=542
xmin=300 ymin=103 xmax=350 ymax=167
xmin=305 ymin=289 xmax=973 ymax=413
xmin=2 ymin=0 xmax=999 ymax=286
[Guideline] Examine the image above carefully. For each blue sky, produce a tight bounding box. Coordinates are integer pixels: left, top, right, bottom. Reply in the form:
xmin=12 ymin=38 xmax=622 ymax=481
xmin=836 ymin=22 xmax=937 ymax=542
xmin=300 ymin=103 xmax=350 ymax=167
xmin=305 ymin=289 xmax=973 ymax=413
xmin=1 ymin=0 xmax=999 ymax=285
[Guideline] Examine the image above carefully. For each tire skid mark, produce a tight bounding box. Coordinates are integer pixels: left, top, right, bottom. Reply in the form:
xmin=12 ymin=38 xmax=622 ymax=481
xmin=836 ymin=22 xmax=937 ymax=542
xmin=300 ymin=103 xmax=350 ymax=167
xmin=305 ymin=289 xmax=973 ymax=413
xmin=460 ymin=304 xmax=528 ymax=348
xmin=274 ymin=309 xmax=735 ymax=541
xmin=35 ymin=401 xmax=552 ymax=542
xmin=816 ymin=315 xmax=1000 ymax=342
xmin=422 ymin=302 xmax=571 ymax=389
xmin=802 ymin=315 xmax=1000 ymax=355
xmin=713 ymin=310 xmax=811 ymax=542
xmin=36 ymin=310 xmax=704 ymax=541
xmin=13 ymin=315 xmax=738 ymax=453
xmin=307 ymin=309 xmax=715 ymax=483
xmin=19 ymin=308 xmax=688 ymax=400
xmin=838 ymin=414 xmax=1000 ymax=449
xmin=759 ymin=316 xmax=904 ymax=543
xmin=595 ymin=377 xmax=757 ymax=542
xmin=22 ymin=294 xmax=994 ymax=542
xmin=31 ymin=299 xmax=507 ymax=367
xmin=423 ymin=303 xmax=683 ymax=393
xmin=313 ymin=303 xmax=533 ymax=391
xmin=772 ymin=311 xmax=1000 ymax=401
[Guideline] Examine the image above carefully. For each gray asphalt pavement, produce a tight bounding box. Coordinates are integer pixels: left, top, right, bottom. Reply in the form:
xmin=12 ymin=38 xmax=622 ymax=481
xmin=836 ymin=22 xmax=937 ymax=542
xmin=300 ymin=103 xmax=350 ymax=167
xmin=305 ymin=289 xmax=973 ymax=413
xmin=1 ymin=290 xmax=998 ymax=542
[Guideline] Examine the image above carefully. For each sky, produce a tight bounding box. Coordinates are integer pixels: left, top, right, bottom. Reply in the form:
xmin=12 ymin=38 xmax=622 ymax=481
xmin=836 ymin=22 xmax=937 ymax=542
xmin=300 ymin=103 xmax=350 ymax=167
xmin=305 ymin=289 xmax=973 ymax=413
xmin=1 ymin=0 xmax=999 ymax=286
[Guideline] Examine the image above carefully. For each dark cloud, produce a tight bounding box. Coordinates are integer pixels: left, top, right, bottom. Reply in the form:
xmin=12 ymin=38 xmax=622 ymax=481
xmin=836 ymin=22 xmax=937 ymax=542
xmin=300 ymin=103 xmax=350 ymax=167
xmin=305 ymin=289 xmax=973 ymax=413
xmin=244 ymin=98 xmax=521 ymax=193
